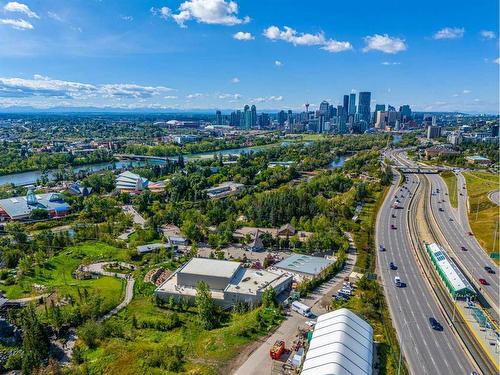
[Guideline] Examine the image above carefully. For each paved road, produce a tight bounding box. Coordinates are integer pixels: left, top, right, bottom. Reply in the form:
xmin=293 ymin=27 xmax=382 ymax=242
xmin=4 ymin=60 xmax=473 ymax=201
xmin=487 ymin=190 xmax=500 ymax=206
xmin=122 ymin=205 xmax=146 ymax=227
xmin=377 ymin=151 xmax=475 ymax=375
xmin=392 ymin=150 xmax=499 ymax=314
xmin=427 ymin=173 xmax=499 ymax=314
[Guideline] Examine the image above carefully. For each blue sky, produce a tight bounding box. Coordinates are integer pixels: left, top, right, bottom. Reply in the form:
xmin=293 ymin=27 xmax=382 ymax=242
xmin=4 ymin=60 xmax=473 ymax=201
xmin=0 ymin=0 xmax=498 ymax=112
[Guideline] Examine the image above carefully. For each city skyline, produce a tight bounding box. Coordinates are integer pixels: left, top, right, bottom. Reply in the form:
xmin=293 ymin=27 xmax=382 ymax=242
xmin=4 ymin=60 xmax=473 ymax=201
xmin=0 ymin=0 xmax=498 ymax=113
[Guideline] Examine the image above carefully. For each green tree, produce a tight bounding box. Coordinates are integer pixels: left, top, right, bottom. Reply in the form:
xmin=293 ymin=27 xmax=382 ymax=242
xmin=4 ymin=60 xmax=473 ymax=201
xmin=261 ymin=288 xmax=277 ymax=308
xmin=195 ymin=281 xmax=219 ymax=330
xmin=20 ymin=304 xmax=50 ymax=374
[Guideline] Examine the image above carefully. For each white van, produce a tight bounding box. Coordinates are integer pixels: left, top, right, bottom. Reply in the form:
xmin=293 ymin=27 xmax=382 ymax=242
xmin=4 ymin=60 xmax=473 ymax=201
xmin=291 ymin=301 xmax=312 ymax=317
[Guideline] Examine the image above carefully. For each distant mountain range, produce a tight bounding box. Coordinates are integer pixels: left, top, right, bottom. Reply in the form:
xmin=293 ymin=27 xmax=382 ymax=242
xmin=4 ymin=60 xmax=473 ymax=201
xmin=0 ymin=105 xmax=494 ymax=116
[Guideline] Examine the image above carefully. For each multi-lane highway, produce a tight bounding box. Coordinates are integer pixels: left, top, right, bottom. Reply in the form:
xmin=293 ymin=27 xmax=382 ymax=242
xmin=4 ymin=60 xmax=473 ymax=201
xmin=427 ymin=173 xmax=499 ymax=313
xmin=376 ymin=158 xmax=475 ymax=374
xmin=390 ymin=149 xmax=499 ymax=314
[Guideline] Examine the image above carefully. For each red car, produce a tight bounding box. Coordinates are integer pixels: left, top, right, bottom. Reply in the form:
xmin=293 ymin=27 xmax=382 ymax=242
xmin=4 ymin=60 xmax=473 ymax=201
xmin=479 ymin=278 xmax=488 ymax=286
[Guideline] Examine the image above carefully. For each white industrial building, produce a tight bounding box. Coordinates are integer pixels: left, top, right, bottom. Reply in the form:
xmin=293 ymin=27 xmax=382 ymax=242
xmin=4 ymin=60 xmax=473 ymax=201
xmin=301 ymin=308 xmax=373 ymax=375
xmin=155 ymin=258 xmax=292 ymax=306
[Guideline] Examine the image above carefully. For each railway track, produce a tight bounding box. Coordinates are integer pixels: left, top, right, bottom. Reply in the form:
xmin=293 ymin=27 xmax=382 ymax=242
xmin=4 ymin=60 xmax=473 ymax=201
xmin=406 ymin=174 xmax=497 ymax=375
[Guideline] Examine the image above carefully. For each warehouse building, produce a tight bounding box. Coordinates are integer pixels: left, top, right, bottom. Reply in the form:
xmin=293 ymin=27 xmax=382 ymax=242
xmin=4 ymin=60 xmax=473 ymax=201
xmin=273 ymin=254 xmax=335 ymax=279
xmin=301 ymin=308 xmax=373 ymax=375
xmin=425 ymin=243 xmax=476 ymax=299
xmin=155 ymin=258 xmax=292 ymax=306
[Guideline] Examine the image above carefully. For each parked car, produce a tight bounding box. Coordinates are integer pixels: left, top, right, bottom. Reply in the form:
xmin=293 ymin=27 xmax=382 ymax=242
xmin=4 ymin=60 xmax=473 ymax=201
xmin=429 ymin=317 xmax=443 ymax=331
xmin=479 ymin=278 xmax=488 ymax=285
xmin=484 ymin=266 xmax=495 ymax=274
xmin=468 ymin=232 xmax=474 ymax=236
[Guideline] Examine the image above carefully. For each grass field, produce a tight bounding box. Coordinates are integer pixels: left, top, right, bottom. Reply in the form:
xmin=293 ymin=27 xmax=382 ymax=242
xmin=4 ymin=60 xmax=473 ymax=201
xmin=463 ymin=172 xmax=500 ymax=255
xmin=78 ymin=296 xmax=283 ymax=375
xmin=440 ymin=171 xmax=458 ymax=208
xmin=0 ymin=242 xmax=127 ymax=301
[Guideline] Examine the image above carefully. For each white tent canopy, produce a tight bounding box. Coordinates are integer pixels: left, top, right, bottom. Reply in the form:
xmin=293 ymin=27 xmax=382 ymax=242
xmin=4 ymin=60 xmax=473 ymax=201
xmin=301 ymin=308 xmax=373 ymax=375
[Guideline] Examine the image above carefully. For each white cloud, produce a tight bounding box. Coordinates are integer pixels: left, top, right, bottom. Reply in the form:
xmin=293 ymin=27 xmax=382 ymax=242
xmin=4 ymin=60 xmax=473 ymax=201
xmin=0 ymin=18 xmax=33 ymax=30
xmin=480 ymin=30 xmax=496 ymax=39
xmin=4 ymin=2 xmax=39 ymax=19
xmin=251 ymin=95 xmax=283 ymax=103
xmin=462 ymin=89 xmax=471 ymax=94
xmin=100 ymin=84 xmax=173 ymax=99
xmin=47 ymin=11 xmax=62 ymax=22
xmin=433 ymin=27 xmax=465 ymax=40
xmin=150 ymin=6 xmax=171 ymax=20
xmin=263 ymin=25 xmax=352 ymax=53
xmin=218 ymin=93 xmax=241 ymax=100
xmin=494 ymin=57 xmax=500 ymax=65
xmin=231 ymin=77 xmax=240 ymax=83
xmin=168 ymin=0 xmax=250 ymax=28
xmin=164 ymin=95 xmax=178 ymax=99
xmin=363 ymin=34 xmax=407 ymax=53
xmin=321 ymin=40 xmax=353 ymax=53
xmin=381 ymin=61 xmax=401 ymax=65
xmin=121 ymin=15 xmax=134 ymax=22
xmin=186 ymin=93 xmax=204 ymax=99
xmin=233 ymin=31 xmax=254 ymax=40
xmin=274 ymin=60 xmax=283 ymax=67
xmin=0 ymin=75 xmax=173 ymax=100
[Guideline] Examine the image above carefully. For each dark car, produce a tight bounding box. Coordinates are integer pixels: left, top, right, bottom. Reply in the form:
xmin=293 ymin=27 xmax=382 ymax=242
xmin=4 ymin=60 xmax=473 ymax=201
xmin=391 ymin=224 xmax=396 ymax=230
xmin=379 ymin=245 xmax=385 ymax=252
xmin=389 ymin=262 xmax=397 ymax=270
xmin=468 ymin=232 xmax=474 ymax=236
xmin=392 ymin=214 xmax=396 ymax=218
xmin=429 ymin=317 xmax=443 ymax=331
xmin=439 ymin=207 xmax=444 ymax=212
xmin=461 ymin=246 xmax=467 ymax=251
xmin=484 ymin=266 xmax=495 ymax=274
xmin=479 ymin=278 xmax=488 ymax=285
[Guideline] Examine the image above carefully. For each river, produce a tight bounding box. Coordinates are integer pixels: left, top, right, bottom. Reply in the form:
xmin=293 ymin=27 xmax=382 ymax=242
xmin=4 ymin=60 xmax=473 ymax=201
xmin=0 ymin=144 xmax=284 ymax=186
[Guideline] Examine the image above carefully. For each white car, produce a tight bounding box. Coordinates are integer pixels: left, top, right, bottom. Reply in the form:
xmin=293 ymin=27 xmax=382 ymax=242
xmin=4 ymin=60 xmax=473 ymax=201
xmin=305 ymin=320 xmax=316 ymax=327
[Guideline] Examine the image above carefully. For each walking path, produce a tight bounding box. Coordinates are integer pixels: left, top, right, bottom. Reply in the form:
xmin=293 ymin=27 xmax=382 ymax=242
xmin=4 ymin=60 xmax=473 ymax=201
xmin=56 ymin=261 xmax=136 ymax=364
xmin=487 ymin=190 xmax=500 ymax=206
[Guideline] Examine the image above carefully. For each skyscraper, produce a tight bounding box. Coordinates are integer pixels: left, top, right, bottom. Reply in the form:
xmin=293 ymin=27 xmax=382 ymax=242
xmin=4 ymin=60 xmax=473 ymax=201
xmin=349 ymin=93 xmax=356 ymax=115
xmin=215 ymin=110 xmax=222 ymax=125
xmin=399 ymin=105 xmax=412 ymax=122
xmin=319 ymin=101 xmax=330 ymax=118
xmin=278 ymin=110 xmax=286 ymax=127
xmin=358 ymin=92 xmax=371 ymax=123
xmin=343 ymin=95 xmax=349 ymax=116
xmin=375 ymin=104 xmax=386 ymax=112
xmin=250 ymin=105 xmax=257 ymax=127
xmin=243 ymin=105 xmax=251 ymax=128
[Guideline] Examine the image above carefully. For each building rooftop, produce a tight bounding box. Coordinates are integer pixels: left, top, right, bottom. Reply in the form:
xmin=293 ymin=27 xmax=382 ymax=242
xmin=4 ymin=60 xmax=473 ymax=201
xmin=274 ymin=254 xmax=334 ymax=276
xmin=224 ymin=267 xmax=288 ymax=296
xmin=426 ymin=243 xmax=475 ymax=297
xmin=181 ymin=258 xmax=241 ymax=279
xmin=301 ymin=308 xmax=373 ymax=375
xmin=136 ymin=243 xmax=165 ymax=254
xmin=0 ymin=192 xmax=70 ymax=220
xmin=466 ymin=155 xmax=490 ymax=161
